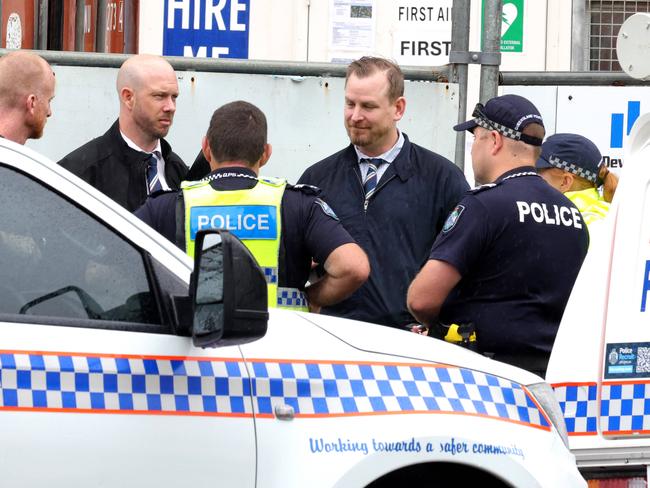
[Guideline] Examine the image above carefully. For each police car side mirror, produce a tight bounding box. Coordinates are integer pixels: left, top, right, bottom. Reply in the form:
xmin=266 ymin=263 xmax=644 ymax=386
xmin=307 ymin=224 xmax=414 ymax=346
xmin=190 ymin=229 xmax=268 ymax=348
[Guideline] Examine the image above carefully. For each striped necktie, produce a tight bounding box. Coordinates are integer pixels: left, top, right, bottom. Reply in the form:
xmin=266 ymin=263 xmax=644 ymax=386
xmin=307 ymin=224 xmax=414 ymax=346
xmin=362 ymin=158 xmax=384 ymax=200
xmin=146 ymin=154 xmax=163 ymax=194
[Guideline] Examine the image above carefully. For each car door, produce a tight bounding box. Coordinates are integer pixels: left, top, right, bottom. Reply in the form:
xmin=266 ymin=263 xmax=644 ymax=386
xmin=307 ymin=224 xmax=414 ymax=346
xmin=0 ymin=161 xmax=255 ymax=488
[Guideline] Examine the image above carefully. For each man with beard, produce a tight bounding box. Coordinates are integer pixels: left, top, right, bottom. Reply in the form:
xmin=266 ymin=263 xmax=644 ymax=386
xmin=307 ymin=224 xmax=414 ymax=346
xmin=59 ymin=54 xmax=186 ymax=211
xmin=298 ymin=56 xmax=468 ymax=328
xmin=0 ymin=51 xmax=56 ymax=144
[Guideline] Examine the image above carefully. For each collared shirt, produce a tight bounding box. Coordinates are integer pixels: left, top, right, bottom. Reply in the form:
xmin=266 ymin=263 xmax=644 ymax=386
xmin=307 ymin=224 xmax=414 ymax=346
xmin=120 ymin=131 xmax=170 ymax=190
xmin=355 ymin=130 xmax=405 ymax=183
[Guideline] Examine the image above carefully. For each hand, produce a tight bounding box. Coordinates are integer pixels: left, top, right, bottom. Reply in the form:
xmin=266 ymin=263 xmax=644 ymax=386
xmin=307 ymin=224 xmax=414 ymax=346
xmin=407 ymin=323 xmax=429 ymax=335
xmin=308 ymin=260 xmax=323 ymax=285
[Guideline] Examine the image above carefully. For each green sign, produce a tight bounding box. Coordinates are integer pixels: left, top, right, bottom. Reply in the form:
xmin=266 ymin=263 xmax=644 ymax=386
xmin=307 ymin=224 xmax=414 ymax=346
xmin=482 ymin=0 xmax=524 ymax=53
xmin=501 ymin=0 xmax=524 ymax=52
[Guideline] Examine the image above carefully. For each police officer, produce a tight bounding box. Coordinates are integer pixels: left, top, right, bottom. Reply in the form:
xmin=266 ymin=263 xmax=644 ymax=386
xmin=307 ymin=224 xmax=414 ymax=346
xmin=136 ymin=101 xmax=369 ymax=312
xmin=406 ymin=94 xmax=589 ymax=376
xmin=536 ymin=133 xmax=617 ymax=229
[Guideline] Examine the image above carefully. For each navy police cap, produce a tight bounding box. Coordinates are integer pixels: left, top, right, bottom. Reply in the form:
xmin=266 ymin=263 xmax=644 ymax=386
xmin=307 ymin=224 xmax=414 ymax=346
xmin=535 ymin=133 xmax=602 ymax=184
xmin=454 ymin=94 xmax=545 ymax=146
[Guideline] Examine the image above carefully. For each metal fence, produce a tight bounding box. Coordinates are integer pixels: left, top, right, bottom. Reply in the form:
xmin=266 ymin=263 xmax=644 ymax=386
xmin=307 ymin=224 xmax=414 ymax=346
xmin=501 ymin=71 xmax=650 ymax=86
xmin=1 ymin=48 xmax=450 ymax=82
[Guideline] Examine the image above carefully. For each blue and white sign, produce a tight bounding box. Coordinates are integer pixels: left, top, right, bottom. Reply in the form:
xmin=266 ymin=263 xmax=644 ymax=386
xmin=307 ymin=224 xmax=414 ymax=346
xmin=190 ymin=205 xmax=277 ymax=240
xmin=610 ymin=100 xmax=640 ymax=149
xmin=642 ymin=260 xmax=650 ymax=312
xmin=604 ymin=342 xmax=650 ymax=379
xmin=163 ymin=0 xmax=250 ymax=58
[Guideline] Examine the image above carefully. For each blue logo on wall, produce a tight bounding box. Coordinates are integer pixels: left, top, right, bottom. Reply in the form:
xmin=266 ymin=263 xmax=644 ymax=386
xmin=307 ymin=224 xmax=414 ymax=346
xmin=163 ymin=0 xmax=250 ymax=59
xmin=642 ymin=260 xmax=650 ymax=313
xmin=610 ymin=101 xmax=640 ymax=148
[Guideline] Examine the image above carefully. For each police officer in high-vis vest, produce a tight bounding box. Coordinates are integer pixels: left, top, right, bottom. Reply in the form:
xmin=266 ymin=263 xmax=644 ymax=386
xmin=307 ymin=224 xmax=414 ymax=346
xmin=136 ymin=101 xmax=369 ymax=312
xmin=535 ymin=133 xmax=618 ymax=230
xmin=406 ymin=94 xmax=589 ymax=377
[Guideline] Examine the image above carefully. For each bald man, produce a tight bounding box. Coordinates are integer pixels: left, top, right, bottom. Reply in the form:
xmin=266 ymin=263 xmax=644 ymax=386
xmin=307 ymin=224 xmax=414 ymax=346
xmin=0 ymin=51 xmax=55 ymax=144
xmin=59 ymin=54 xmax=187 ymax=211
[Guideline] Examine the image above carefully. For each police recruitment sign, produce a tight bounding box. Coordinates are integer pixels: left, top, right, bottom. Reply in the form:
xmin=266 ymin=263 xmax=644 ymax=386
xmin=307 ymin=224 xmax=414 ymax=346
xmin=163 ymin=0 xmax=250 ymax=58
xmin=393 ymin=0 xmax=453 ymax=66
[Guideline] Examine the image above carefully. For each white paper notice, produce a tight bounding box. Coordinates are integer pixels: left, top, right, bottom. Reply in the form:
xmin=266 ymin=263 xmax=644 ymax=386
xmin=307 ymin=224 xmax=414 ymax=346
xmin=329 ymin=0 xmax=376 ymax=62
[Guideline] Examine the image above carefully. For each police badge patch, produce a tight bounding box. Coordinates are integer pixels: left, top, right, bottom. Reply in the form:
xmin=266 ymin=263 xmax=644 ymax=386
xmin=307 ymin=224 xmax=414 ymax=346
xmin=315 ymin=198 xmax=340 ymax=221
xmin=442 ymin=205 xmax=465 ymax=233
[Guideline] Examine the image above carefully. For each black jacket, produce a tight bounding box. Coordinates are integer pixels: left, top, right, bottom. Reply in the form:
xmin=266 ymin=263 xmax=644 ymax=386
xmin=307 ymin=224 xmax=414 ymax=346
xmin=298 ymin=134 xmax=469 ymax=328
xmin=186 ymin=150 xmax=210 ymax=181
xmin=58 ymin=120 xmax=187 ymax=211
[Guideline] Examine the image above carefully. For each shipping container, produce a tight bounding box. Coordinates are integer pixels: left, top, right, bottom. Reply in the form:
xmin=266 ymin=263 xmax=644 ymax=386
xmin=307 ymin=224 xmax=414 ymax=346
xmin=1 ymin=0 xmax=137 ymax=53
xmin=1 ymin=0 xmax=36 ymax=49
xmin=102 ymin=0 xmax=138 ymax=53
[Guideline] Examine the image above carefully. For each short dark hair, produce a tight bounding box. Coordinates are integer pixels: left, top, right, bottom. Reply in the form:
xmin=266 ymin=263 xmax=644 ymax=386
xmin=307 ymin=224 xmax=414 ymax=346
xmin=523 ymin=123 xmax=545 ymax=159
xmin=206 ymin=101 xmax=267 ymax=165
xmin=345 ymin=56 xmax=404 ymax=102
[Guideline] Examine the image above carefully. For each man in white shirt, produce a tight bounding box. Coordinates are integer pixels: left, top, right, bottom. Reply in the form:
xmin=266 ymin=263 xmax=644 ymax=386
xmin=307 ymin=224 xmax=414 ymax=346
xmin=59 ymin=54 xmax=187 ymax=211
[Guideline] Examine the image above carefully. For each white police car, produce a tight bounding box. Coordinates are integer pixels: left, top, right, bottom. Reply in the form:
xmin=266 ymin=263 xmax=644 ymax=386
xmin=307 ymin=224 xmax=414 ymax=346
xmin=0 ymin=138 xmax=584 ymax=487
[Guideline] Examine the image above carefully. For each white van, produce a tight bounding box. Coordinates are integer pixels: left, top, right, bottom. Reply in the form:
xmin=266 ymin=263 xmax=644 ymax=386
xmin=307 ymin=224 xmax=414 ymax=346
xmin=547 ymin=112 xmax=650 ymax=486
xmin=0 ymin=138 xmax=583 ymax=487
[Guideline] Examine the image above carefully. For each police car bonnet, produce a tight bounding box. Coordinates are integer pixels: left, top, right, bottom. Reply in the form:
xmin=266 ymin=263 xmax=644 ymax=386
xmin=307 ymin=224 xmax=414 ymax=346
xmin=454 ymin=94 xmax=544 ymax=146
xmin=535 ymin=133 xmax=603 ymax=184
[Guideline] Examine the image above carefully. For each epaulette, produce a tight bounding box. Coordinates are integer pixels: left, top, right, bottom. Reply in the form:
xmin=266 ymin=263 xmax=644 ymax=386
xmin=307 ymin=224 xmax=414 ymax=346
xmin=287 ymin=183 xmax=321 ymax=196
xmin=313 ymin=197 xmax=339 ymax=221
xmin=468 ymin=182 xmax=499 ymax=194
xmin=468 ymin=171 xmax=539 ymax=195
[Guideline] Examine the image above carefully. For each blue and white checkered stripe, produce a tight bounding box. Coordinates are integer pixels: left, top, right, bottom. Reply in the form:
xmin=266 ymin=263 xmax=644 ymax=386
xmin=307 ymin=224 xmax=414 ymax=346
xmin=554 ymin=382 xmax=650 ymax=436
xmin=261 ymin=270 xmax=307 ymax=309
xmin=553 ymin=384 xmax=598 ymax=435
xmin=0 ymin=352 xmax=549 ymax=428
xmin=251 ymin=361 xmax=550 ymax=428
xmin=0 ymin=353 xmax=251 ymax=415
xmin=601 ymin=382 xmax=650 ymax=434
xmin=277 ymin=288 xmax=307 ymax=309
xmin=262 ymin=267 xmax=278 ymax=285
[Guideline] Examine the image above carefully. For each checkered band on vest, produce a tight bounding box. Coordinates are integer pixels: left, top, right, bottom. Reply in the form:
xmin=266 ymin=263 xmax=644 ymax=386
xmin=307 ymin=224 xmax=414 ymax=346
xmin=263 ymin=267 xmax=278 ymax=284
xmin=475 ymin=117 xmax=525 ymax=142
xmin=277 ymin=288 xmax=307 ymax=308
xmin=548 ymin=155 xmax=598 ymax=183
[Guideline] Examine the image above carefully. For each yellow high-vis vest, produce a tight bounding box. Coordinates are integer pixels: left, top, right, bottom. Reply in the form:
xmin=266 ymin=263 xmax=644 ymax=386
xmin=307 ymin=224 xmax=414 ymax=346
xmin=181 ymin=176 xmax=308 ymax=312
xmin=565 ymin=188 xmax=610 ymax=228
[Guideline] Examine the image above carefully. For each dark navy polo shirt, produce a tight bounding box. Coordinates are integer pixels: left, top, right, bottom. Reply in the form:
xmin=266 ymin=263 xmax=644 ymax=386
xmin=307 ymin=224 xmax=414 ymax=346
xmin=135 ymin=167 xmax=354 ymax=290
xmin=428 ymin=166 xmax=589 ymax=362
